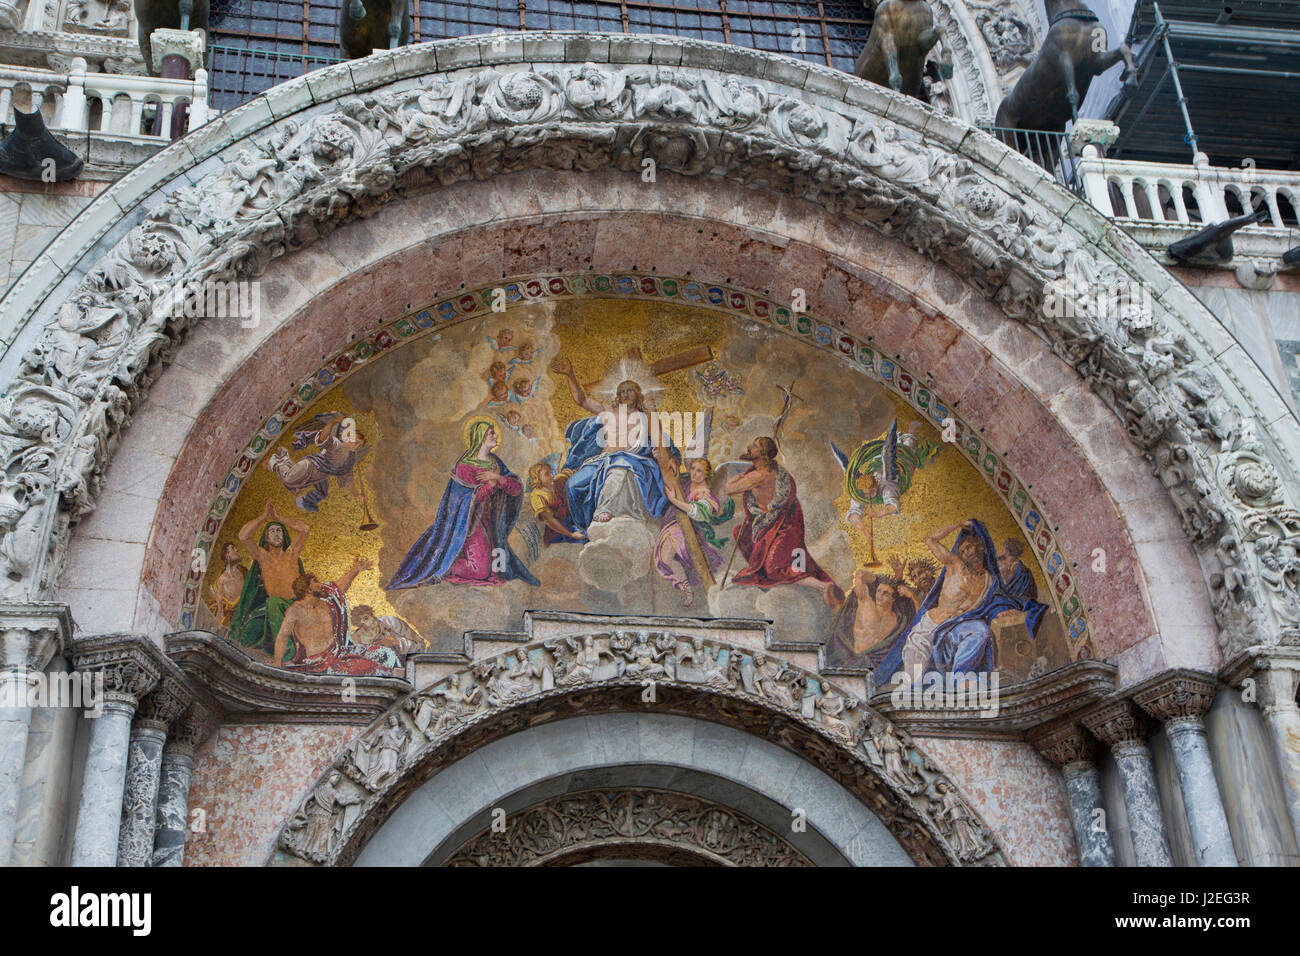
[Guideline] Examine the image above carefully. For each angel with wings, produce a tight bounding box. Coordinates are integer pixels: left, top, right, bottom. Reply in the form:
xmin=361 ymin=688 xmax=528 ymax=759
xmin=830 ymin=418 xmax=940 ymax=562
xmin=652 ymin=455 xmax=737 ymax=606
xmin=267 ymin=412 xmax=370 ymax=513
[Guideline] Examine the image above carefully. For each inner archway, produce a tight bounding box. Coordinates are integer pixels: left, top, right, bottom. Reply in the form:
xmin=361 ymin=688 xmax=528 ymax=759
xmin=353 ymin=713 xmax=913 ymax=867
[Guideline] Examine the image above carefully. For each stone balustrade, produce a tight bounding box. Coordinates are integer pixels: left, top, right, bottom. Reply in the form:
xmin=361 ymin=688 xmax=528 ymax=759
xmin=0 ymin=65 xmax=66 ymax=123
xmin=0 ymin=57 xmax=211 ymax=142
xmin=1077 ymin=149 xmax=1300 ymax=265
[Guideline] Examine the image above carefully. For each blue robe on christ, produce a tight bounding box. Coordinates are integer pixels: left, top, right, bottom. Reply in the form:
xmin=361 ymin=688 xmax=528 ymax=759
xmin=561 ymin=414 xmax=679 ymax=534
xmin=385 ymin=454 xmax=539 ymax=590
xmin=872 ymin=519 xmax=1047 ymax=680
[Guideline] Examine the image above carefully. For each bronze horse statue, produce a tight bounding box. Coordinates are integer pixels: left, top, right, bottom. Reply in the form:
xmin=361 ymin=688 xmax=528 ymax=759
xmin=1168 ymin=205 xmax=1270 ymax=266
xmin=854 ymin=0 xmax=940 ymax=101
xmin=135 ymin=0 xmax=209 ymax=76
xmin=0 ymin=108 xmax=83 ymax=181
xmin=995 ymin=0 xmax=1135 ymax=132
xmin=340 ymin=0 xmax=410 ymax=60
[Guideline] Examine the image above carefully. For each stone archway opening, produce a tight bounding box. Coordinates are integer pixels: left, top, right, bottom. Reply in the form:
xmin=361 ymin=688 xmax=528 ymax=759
xmin=354 ymin=712 xmax=911 ymax=868
xmin=269 ymin=629 xmax=1008 ymax=869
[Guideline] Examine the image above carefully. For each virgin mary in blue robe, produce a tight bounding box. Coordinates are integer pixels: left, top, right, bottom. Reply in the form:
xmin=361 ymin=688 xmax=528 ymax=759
xmin=872 ymin=519 xmax=1047 ymax=681
xmin=386 ymin=421 xmax=539 ymax=590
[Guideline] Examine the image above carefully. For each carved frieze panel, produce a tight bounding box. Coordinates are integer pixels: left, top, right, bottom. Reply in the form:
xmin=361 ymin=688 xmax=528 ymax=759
xmin=444 ymin=788 xmax=812 ymax=867
xmin=272 ymin=633 xmax=1006 ymax=867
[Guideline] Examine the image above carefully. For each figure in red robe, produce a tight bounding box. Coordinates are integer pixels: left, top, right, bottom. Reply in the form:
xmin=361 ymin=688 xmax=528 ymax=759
xmin=724 ymin=437 xmax=842 ymax=604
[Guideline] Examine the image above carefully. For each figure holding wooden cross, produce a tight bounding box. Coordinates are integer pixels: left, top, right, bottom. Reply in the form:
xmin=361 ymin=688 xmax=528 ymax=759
xmin=548 ymin=345 xmax=714 ymax=534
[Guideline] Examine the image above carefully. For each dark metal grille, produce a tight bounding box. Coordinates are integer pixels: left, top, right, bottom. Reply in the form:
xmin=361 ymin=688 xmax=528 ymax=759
xmin=979 ymin=126 xmax=1084 ymax=196
xmin=207 ymin=0 xmax=874 ymax=111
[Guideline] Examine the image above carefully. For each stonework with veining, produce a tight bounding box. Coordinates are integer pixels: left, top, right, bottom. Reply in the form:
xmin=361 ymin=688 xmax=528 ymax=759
xmin=184 ymin=723 xmax=359 ymax=867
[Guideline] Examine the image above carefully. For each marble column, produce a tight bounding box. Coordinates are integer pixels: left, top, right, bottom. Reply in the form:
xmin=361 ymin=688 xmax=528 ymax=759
xmin=0 ymin=608 xmax=66 ymax=867
xmin=1135 ymin=671 xmax=1237 ymax=867
xmin=153 ymin=707 xmax=214 ymax=867
xmin=69 ymin=640 xmax=159 ymax=867
xmin=0 ymin=630 xmax=34 ymax=867
xmin=1254 ymin=664 xmax=1300 ymax=846
xmin=1031 ymin=721 xmax=1115 ymax=867
xmin=148 ymin=28 xmax=205 ymax=139
xmin=1083 ymin=699 xmax=1173 ymax=866
xmin=117 ymin=678 xmax=191 ymax=867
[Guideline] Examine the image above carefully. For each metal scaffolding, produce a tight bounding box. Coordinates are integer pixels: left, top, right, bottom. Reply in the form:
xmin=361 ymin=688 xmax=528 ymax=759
xmin=1106 ymin=0 xmax=1300 ymax=170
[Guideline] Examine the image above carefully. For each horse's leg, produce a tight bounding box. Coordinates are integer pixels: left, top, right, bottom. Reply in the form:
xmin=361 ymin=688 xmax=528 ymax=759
xmin=994 ymin=95 xmax=1019 ymax=135
xmin=1093 ymin=44 xmax=1135 ymax=83
xmin=920 ymin=25 xmax=940 ymax=50
xmin=179 ymin=0 xmax=193 ymax=30
xmin=883 ymin=32 xmax=902 ymax=91
xmin=1057 ymin=48 xmax=1081 ymax=121
xmin=1116 ymin=43 xmax=1138 ymax=85
xmin=388 ymin=2 xmax=403 ymax=48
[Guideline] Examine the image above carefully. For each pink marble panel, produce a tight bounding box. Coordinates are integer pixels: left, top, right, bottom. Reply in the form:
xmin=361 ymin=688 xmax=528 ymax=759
xmin=185 ymin=723 xmax=358 ymax=867
xmin=915 ymin=736 xmax=1080 ymax=866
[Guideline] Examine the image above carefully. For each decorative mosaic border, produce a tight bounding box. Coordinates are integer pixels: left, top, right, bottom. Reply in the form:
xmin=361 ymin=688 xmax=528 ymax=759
xmin=180 ymin=272 xmax=1094 ymax=661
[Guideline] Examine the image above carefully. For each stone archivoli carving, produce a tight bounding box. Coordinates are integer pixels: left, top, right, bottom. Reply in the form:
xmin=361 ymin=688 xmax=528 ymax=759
xmin=64 ymin=0 xmax=130 ymax=35
xmin=1208 ymin=421 xmax=1300 ymax=646
xmin=445 ymin=788 xmax=811 ymax=867
xmin=345 ymin=713 xmax=410 ymax=791
xmin=285 ymin=771 xmax=363 ymax=862
xmin=970 ymin=2 xmax=1034 ymax=73
xmin=275 ymin=634 xmax=1002 ymax=867
xmin=1 ymin=43 xmax=1295 ymax=661
xmin=930 ymin=0 xmax=1000 ymax=121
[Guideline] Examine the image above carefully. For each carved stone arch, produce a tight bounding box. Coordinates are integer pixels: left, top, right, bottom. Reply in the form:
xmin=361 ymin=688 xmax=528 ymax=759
xmin=928 ymin=0 xmax=1007 ymax=123
xmin=441 ymin=785 xmax=816 ymax=867
xmin=3 ymin=33 xmax=1298 ymax=671
xmin=268 ymin=633 xmax=1008 ymax=867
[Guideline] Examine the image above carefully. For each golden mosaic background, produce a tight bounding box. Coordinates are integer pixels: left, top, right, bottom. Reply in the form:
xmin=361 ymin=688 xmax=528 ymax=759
xmin=201 ymin=298 xmax=1065 ymax=672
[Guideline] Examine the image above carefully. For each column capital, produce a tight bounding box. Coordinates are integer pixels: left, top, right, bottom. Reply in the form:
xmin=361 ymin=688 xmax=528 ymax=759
xmin=136 ymin=676 xmax=193 ymax=734
xmin=1081 ymin=698 xmax=1152 ymax=752
xmin=0 ymin=602 xmax=73 ymax=673
xmin=1221 ymin=646 xmax=1300 ymax=715
xmin=1029 ymin=721 xmax=1095 ymax=773
xmin=1068 ymin=118 xmax=1121 ymax=152
xmin=1131 ymin=669 xmax=1219 ymax=729
xmin=149 ymin=28 xmax=205 ymax=74
xmin=70 ymin=634 xmax=161 ymax=709
xmin=164 ymin=705 xmax=216 ymax=760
